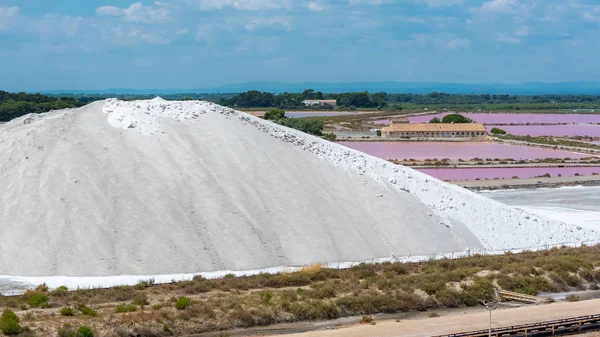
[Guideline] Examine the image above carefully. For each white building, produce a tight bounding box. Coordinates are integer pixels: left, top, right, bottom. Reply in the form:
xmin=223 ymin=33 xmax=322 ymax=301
xmin=301 ymin=100 xmax=337 ymax=107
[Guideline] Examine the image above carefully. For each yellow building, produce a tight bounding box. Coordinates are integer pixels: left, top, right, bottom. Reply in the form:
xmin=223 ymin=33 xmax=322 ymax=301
xmin=381 ymin=123 xmax=487 ymax=139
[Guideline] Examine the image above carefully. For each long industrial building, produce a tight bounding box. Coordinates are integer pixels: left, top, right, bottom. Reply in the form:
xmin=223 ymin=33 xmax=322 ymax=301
xmin=381 ymin=123 xmax=487 ymax=139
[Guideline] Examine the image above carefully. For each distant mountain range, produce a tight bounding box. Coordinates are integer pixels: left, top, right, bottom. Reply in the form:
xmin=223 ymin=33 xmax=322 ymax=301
xmin=42 ymin=81 xmax=600 ymax=95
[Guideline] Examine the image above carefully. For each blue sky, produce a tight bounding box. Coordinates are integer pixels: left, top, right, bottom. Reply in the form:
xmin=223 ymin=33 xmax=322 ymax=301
xmin=1 ymin=0 xmax=600 ymax=91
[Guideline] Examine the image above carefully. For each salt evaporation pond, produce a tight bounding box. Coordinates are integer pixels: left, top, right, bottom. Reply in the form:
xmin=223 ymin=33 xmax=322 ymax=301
xmin=286 ymin=111 xmax=357 ymax=118
xmin=485 ymin=124 xmax=600 ymax=137
xmin=338 ymin=142 xmax=589 ymax=161
xmin=409 ymin=113 xmax=600 ymax=124
xmin=419 ymin=167 xmax=600 ymax=181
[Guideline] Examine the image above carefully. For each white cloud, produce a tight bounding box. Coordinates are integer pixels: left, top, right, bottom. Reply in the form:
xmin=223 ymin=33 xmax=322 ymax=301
xmin=447 ymin=37 xmax=469 ymax=49
xmin=0 ymin=6 xmax=20 ymax=17
xmin=140 ymin=33 xmax=170 ymax=44
xmin=96 ymin=2 xmax=171 ymax=23
xmin=417 ymin=0 xmax=462 ymax=8
xmin=349 ymin=0 xmax=394 ymax=6
xmin=496 ymin=34 xmax=521 ymax=44
xmin=584 ymin=12 xmax=600 ymax=23
xmin=187 ymin=0 xmax=291 ymax=11
xmin=196 ymin=23 xmax=213 ymax=41
xmin=0 ymin=6 xmax=20 ymax=30
xmin=480 ymin=0 xmax=517 ymax=13
xmin=245 ymin=16 xmax=292 ymax=31
xmin=516 ymin=26 xmax=529 ymax=36
xmin=176 ymin=28 xmax=188 ymax=35
xmin=307 ymin=2 xmax=324 ymax=11
xmin=96 ymin=6 xmax=122 ymax=16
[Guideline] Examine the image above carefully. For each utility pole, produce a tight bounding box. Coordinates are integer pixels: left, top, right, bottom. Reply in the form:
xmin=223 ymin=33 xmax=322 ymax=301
xmin=484 ymin=302 xmax=497 ymax=337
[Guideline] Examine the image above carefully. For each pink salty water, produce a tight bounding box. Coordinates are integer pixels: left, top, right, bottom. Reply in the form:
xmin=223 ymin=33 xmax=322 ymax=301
xmin=418 ymin=167 xmax=600 ymax=181
xmin=286 ymin=111 xmax=357 ymax=118
xmin=409 ymin=113 xmax=600 ymax=124
xmin=338 ymin=142 xmax=590 ymax=160
xmin=485 ymin=125 xmax=600 ymax=137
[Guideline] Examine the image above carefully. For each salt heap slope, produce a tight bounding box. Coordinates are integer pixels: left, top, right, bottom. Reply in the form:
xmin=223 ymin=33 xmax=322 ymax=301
xmin=0 ymin=99 xmax=596 ymax=277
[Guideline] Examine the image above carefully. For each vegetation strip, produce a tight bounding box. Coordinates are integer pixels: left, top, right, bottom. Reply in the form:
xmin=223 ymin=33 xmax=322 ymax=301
xmin=2 ymin=245 xmax=600 ymax=336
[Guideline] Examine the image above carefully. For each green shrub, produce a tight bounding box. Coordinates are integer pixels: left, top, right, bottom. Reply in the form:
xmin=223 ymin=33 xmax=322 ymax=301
xmin=360 ymin=315 xmax=373 ymax=324
xmin=116 ymin=303 xmax=138 ymax=313
xmin=1 ymin=320 xmax=22 ymax=335
xmin=323 ymin=133 xmax=337 ymax=141
xmin=376 ymin=130 xmax=382 ymax=136
xmin=491 ymin=128 xmax=506 ymax=135
xmin=497 ymin=275 xmax=550 ymax=295
xmin=264 ymin=109 xmax=285 ymax=121
xmin=162 ymin=323 xmax=170 ymax=332
xmin=1 ymin=311 xmax=19 ymax=324
xmin=259 ymin=291 xmax=273 ymax=305
xmin=175 ymin=296 xmax=192 ymax=310
xmin=76 ymin=304 xmax=97 ymax=317
xmin=224 ymin=273 xmax=236 ymax=279
xmin=77 ymin=326 xmax=94 ymax=337
xmin=27 ymin=293 xmax=49 ymax=308
xmin=60 ymin=307 xmax=75 ymax=316
xmin=132 ymin=293 xmax=149 ymax=307
xmin=421 ymin=281 xmax=446 ymax=295
xmin=435 ymin=288 xmax=461 ymax=307
xmin=52 ymin=286 xmax=69 ymax=296
xmin=152 ymin=304 xmax=162 ymax=310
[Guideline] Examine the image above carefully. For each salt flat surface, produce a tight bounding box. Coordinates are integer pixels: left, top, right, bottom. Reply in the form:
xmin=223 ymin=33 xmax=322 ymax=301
xmin=0 ymin=99 xmax=597 ymax=283
xmin=483 ymin=186 xmax=600 ymax=230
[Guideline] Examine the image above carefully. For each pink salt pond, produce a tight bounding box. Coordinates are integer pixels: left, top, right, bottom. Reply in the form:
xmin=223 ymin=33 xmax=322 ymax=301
xmin=409 ymin=113 xmax=600 ymax=124
xmin=418 ymin=167 xmax=600 ymax=181
xmin=338 ymin=141 xmax=590 ymax=161
xmin=486 ymin=125 xmax=600 ymax=137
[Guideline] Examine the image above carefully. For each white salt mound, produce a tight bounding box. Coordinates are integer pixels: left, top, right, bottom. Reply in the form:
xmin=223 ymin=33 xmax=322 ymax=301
xmin=0 ymin=99 xmax=597 ymax=277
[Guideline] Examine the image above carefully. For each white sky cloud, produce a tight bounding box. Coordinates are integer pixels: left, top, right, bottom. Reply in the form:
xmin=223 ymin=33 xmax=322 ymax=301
xmin=245 ymin=16 xmax=292 ymax=31
xmin=307 ymin=2 xmax=324 ymax=11
xmin=187 ymin=0 xmax=291 ymax=11
xmin=417 ymin=0 xmax=462 ymax=8
xmin=0 ymin=6 xmax=20 ymax=17
xmin=0 ymin=6 xmax=20 ymax=30
xmin=480 ymin=0 xmax=518 ymax=13
xmin=447 ymin=37 xmax=469 ymax=49
xmin=496 ymin=34 xmax=521 ymax=44
xmin=96 ymin=2 xmax=171 ymax=23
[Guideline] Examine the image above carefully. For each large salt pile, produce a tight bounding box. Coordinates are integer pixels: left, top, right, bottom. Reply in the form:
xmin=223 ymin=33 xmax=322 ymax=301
xmin=0 ymin=98 xmax=597 ymax=277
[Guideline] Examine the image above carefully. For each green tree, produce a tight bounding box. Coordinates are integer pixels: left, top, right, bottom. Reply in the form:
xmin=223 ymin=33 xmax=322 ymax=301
xmin=441 ymin=114 xmax=472 ymax=123
xmin=491 ymin=127 xmax=506 ymax=135
xmin=429 ymin=117 xmax=441 ymax=123
xmin=264 ymin=108 xmax=285 ymax=121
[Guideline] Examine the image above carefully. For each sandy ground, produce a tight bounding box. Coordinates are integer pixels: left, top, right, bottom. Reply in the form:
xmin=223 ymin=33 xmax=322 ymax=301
xmin=271 ymin=299 xmax=600 ymax=337
xmin=0 ymin=99 xmax=597 ymax=278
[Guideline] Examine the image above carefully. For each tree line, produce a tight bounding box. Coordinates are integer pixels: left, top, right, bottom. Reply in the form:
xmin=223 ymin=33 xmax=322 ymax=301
xmin=0 ymin=91 xmax=83 ymax=122
xmin=221 ymin=90 xmax=600 ymax=109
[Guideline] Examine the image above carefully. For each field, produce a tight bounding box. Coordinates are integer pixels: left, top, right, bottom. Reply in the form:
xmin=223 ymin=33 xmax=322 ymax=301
xmin=3 ymin=245 xmax=600 ymax=337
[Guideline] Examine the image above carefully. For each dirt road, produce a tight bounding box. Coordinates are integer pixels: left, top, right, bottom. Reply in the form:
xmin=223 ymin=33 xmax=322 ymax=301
xmin=270 ymin=299 xmax=600 ymax=337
